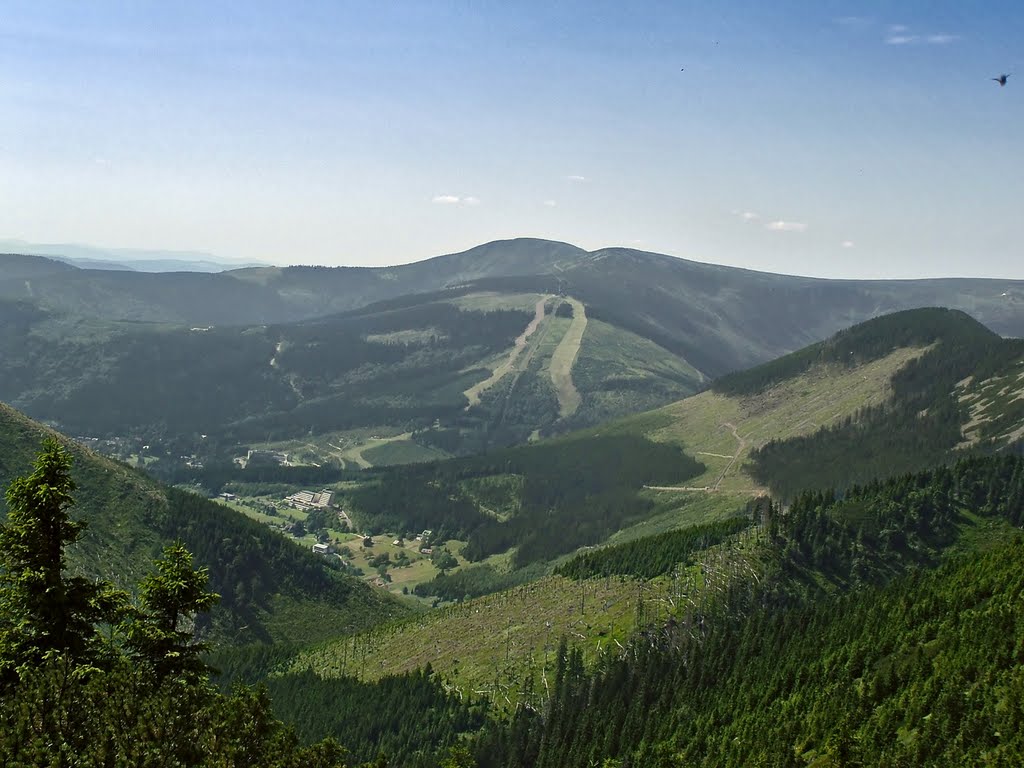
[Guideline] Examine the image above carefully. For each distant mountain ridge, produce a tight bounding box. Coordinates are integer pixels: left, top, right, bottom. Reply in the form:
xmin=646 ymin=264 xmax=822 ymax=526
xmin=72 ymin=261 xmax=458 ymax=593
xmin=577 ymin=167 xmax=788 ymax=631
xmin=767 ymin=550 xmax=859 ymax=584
xmin=2 ymin=238 xmax=1022 ymax=344
xmin=0 ymin=239 xmax=270 ymax=273
xmin=2 ymin=239 xmax=1023 ymax=460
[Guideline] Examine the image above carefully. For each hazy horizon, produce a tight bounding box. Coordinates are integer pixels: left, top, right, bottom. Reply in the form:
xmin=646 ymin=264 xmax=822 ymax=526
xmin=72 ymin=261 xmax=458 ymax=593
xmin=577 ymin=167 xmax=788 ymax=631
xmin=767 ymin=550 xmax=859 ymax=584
xmin=3 ymin=1 xmax=1023 ymax=280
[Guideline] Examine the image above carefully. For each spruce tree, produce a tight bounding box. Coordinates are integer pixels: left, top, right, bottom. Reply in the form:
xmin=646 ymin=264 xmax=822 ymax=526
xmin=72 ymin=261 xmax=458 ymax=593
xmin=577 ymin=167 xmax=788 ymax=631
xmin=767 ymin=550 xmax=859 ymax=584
xmin=124 ymin=541 xmax=219 ymax=681
xmin=0 ymin=438 xmax=118 ymax=682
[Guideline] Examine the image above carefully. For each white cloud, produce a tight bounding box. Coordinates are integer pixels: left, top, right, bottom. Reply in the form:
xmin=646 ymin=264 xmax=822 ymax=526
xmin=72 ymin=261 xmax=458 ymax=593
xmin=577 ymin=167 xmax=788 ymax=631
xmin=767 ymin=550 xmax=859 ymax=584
xmin=543 ymin=199 xmax=557 ymax=207
xmin=565 ymin=175 xmax=588 ymax=183
xmin=740 ymin=211 xmax=760 ymax=222
xmin=765 ymin=220 xmax=808 ymax=233
xmin=431 ymin=195 xmax=481 ymax=206
xmin=841 ymin=240 xmax=855 ymax=249
xmin=883 ymin=25 xmax=957 ymax=46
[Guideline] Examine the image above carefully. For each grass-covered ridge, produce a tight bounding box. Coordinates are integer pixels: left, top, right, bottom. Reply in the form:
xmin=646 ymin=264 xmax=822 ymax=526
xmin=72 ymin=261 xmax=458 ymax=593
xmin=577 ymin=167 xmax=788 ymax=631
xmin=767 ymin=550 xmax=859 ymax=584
xmin=586 ymin=308 xmax=1024 ymax=500
xmin=712 ymin=307 xmax=999 ymax=396
xmin=603 ymin=343 xmax=929 ymax=494
xmin=746 ymin=312 xmax=1024 ymax=497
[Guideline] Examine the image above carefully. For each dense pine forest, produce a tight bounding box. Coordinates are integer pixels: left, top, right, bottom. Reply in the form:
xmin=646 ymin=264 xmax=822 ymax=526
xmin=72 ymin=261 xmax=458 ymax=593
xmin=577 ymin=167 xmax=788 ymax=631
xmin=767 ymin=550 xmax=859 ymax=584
xmin=466 ymin=454 xmax=1024 ymax=767
xmin=350 ymin=434 xmax=702 ymax=568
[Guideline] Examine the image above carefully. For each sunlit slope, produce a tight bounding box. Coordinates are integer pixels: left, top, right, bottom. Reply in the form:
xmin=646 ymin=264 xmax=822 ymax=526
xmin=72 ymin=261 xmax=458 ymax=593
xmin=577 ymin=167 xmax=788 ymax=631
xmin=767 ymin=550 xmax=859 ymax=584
xmin=608 ymin=308 xmax=1024 ymax=498
xmin=614 ymin=346 xmax=929 ymax=494
xmin=740 ymin=311 xmax=1024 ymax=496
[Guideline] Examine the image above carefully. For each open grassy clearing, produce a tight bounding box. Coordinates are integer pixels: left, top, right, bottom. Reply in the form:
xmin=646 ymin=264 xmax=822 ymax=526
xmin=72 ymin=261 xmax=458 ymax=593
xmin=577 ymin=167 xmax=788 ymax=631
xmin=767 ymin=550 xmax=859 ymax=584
xmin=445 ymin=292 xmax=548 ymax=313
xmin=289 ymin=574 xmax=673 ymax=700
xmin=573 ymin=318 xmax=705 ymax=389
xmin=338 ymin=535 xmax=472 ymax=596
xmin=548 ymin=297 xmax=586 ymax=418
xmin=287 ymin=525 xmax=766 ymax=707
xmin=360 ymin=438 xmax=450 ymax=466
xmin=566 ymin=318 xmax=706 ymax=428
xmin=253 ymin=427 xmax=452 ymax=469
xmin=364 ymin=328 xmax=447 ymax=345
xmin=251 ymin=426 xmax=403 ymax=467
xmin=463 ymin=295 xmax=552 ymax=408
xmin=612 ymin=346 xmax=931 ymax=493
xmin=605 ymin=491 xmax=752 ymax=547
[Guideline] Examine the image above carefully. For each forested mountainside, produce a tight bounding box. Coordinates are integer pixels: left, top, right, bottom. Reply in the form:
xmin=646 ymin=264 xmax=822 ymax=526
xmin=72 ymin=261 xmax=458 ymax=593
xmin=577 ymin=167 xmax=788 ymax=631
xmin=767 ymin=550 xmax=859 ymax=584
xmin=0 ymin=288 xmax=704 ymax=459
xmin=465 ymin=454 xmax=1024 ymax=767
xmin=215 ymin=452 xmax=1024 ymax=765
xmin=0 ymin=404 xmax=405 ymax=645
xmin=0 ymin=439 xmax=359 ymax=766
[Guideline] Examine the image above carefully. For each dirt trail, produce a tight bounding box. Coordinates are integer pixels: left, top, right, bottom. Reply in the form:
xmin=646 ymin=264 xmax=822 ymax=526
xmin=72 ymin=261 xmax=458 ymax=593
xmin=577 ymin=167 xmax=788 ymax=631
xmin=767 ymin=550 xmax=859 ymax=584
xmin=644 ymin=485 xmax=765 ymax=495
xmin=714 ymin=422 xmax=747 ymax=490
xmin=549 ymin=298 xmax=587 ymax=419
xmin=645 ymin=421 xmax=758 ymax=494
xmin=463 ymin=296 xmax=549 ymax=408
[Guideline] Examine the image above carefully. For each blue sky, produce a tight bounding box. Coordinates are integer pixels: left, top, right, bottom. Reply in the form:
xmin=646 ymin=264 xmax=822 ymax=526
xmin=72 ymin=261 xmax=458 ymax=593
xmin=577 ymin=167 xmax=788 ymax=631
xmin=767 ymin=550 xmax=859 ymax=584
xmin=1 ymin=1 xmax=1022 ymax=278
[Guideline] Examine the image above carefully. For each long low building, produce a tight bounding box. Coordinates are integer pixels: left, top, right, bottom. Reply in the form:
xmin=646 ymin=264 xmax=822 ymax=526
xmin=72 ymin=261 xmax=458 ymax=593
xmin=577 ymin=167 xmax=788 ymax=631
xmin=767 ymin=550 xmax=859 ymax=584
xmin=285 ymin=489 xmax=334 ymax=510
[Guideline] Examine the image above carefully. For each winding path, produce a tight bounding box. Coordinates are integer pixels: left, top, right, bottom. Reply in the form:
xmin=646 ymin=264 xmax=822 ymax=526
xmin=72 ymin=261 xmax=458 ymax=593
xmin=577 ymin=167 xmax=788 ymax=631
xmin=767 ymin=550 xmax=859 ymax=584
xmin=713 ymin=422 xmax=747 ymax=490
xmin=645 ymin=421 xmax=756 ymax=494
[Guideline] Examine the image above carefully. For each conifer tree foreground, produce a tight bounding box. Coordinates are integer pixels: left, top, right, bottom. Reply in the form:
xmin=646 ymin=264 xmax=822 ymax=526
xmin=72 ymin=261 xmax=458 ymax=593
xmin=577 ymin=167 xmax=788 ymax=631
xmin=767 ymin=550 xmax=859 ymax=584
xmin=0 ymin=438 xmax=118 ymax=682
xmin=0 ymin=440 xmax=352 ymax=766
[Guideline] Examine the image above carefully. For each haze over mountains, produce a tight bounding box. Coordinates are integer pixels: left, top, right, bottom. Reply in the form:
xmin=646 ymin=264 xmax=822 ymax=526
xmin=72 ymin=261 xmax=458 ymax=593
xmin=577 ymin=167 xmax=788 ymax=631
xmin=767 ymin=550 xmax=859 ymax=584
xmin=0 ymin=239 xmax=271 ymax=273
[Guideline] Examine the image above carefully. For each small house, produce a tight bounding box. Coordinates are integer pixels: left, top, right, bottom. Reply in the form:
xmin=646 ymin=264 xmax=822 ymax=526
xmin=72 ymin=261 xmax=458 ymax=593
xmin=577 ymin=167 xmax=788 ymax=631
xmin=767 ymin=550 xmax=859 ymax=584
xmin=312 ymin=542 xmax=330 ymax=555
